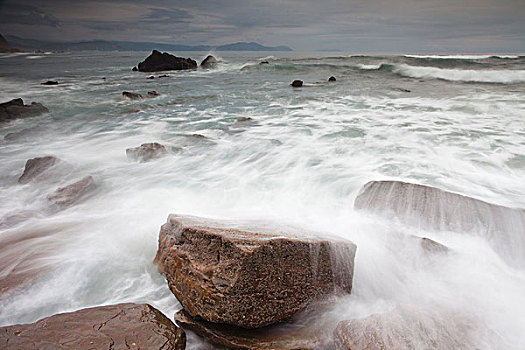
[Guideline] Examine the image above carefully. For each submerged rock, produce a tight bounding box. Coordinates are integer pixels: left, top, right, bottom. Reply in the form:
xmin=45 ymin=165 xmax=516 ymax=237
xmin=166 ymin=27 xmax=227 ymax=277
xmin=41 ymin=80 xmax=59 ymax=85
xmin=154 ymin=214 xmax=357 ymax=329
xmin=126 ymin=142 xmax=168 ymax=162
xmin=0 ymin=303 xmax=186 ymax=350
xmin=201 ymin=55 xmax=218 ymax=68
xmin=291 ymin=80 xmax=303 ymax=87
xmin=175 ymin=309 xmax=332 ymax=350
xmin=328 ymin=76 xmax=337 ymax=82
xmin=137 ymin=50 xmax=197 ymax=72
xmin=47 ymin=176 xmax=96 ymax=207
xmin=0 ymin=98 xmax=49 ymax=122
xmin=354 ymin=180 xmax=525 ymax=267
xmin=18 ymin=156 xmax=59 ymax=184
xmin=122 ymin=91 xmax=144 ymax=99
xmin=334 ymin=306 xmax=490 ymax=350
xmin=147 ymin=90 xmax=160 ymax=97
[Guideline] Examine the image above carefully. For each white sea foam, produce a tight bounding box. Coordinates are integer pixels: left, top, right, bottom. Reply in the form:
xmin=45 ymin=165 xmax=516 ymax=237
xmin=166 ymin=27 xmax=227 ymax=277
xmin=405 ymin=54 xmax=520 ymax=59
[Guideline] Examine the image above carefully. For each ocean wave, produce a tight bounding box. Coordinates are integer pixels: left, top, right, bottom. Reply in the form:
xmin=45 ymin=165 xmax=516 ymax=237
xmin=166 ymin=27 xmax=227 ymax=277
xmin=405 ymin=54 xmax=521 ymax=60
xmin=380 ymin=64 xmax=525 ymax=83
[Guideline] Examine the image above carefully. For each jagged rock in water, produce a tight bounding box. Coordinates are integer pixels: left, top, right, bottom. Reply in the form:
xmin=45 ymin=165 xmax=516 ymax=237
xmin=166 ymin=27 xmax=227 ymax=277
xmin=132 ymin=66 xmax=138 ymax=71
xmin=48 ymin=176 xmax=96 ymax=207
xmin=291 ymin=80 xmax=303 ymax=87
xmin=0 ymin=303 xmax=186 ymax=350
xmin=18 ymin=156 xmax=59 ymax=184
xmin=137 ymin=50 xmax=197 ymax=72
xmin=122 ymin=91 xmax=144 ymax=99
xmin=259 ymin=61 xmax=269 ymax=65
xmin=154 ymin=214 xmax=357 ymax=329
xmin=41 ymin=80 xmax=59 ymax=85
xmin=174 ymin=309 xmax=332 ymax=350
xmin=0 ymin=98 xmax=49 ymax=122
xmin=354 ymin=180 xmax=525 ymax=267
xmin=334 ymin=306 xmax=495 ymax=350
xmin=147 ymin=90 xmax=160 ymax=97
xmin=328 ymin=76 xmax=337 ymax=82
xmin=126 ymin=142 xmax=168 ymax=162
xmin=201 ymin=55 xmax=218 ymax=68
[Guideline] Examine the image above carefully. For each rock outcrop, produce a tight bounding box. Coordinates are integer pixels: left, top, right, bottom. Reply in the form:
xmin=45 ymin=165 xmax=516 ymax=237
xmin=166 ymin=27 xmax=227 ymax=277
xmin=47 ymin=176 xmax=96 ymax=207
xmin=334 ymin=306 xmax=488 ymax=350
xmin=126 ymin=142 xmax=168 ymax=162
xmin=354 ymin=180 xmax=525 ymax=267
xmin=291 ymin=80 xmax=303 ymax=87
xmin=41 ymin=80 xmax=59 ymax=85
xmin=328 ymin=76 xmax=337 ymax=82
xmin=137 ymin=50 xmax=197 ymax=72
xmin=154 ymin=214 xmax=357 ymax=329
xmin=0 ymin=303 xmax=186 ymax=350
xmin=122 ymin=91 xmax=160 ymax=99
xmin=200 ymin=55 xmax=217 ymax=68
xmin=18 ymin=156 xmax=59 ymax=184
xmin=175 ymin=309 xmax=331 ymax=350
xmin=0 ymin=98 xmax=49 ymax=122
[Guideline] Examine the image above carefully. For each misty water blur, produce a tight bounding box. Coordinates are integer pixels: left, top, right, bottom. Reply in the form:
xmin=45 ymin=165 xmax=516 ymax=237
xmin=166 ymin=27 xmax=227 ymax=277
xmin=0 ymin=51 xmax=524 ymax=348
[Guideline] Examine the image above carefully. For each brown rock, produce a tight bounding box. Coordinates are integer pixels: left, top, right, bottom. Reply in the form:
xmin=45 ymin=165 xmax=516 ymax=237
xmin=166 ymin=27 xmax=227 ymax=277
xmin=138 ymin=50 xmax=197 ymax=72
xmin=18 ymin=156 xmax=59 ymax=184
xmin=354 ymin=180 xmax=525 ymax=267
xmin=0 ymin=98 xmax=49 ymax=122
xmin=47 ymin=176 xmax=96 ymax=207
xmin=0 ymin=303 xmax=186 ymax=350
xmin=154 ymin=214 xmax=357 ymax=328
xmin=122 ymin=91 xmax=144 ymax=99
xmin=291 ymin=80 xmax=303 ymax=87
xmin=334 ymin=307 xmax=489 ymax=350
xmin=175 ymin=309 xmax=332 ymax=350
xmin=126 ymin=142 xmax=168 ymax=162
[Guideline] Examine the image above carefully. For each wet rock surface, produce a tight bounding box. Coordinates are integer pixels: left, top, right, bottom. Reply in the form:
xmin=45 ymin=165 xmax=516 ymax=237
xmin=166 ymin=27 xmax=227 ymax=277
xmin=122 ymin=91 xmax=160 ymax=99
xmin=47 ymin=176 xmax=96 ymax=207
xmin=18 ymin=156 xmax=60 ymax=184
xmin=175 ymin=309 xmax=332 ymax=350
xmin=138 ymin=50 xmax=197 ymax=72
xmin=126 ymin=142 xmax=168 ymax=162
xmin=201 ymin=55 xmax=218 ymax=68
xmin=154 ymin=214 xmax=357 ymax=329
xmin=354 ymin=180 xmax=525 ymax=267
xmin=328 ymin=76 xmax=337 ymax=82
xmin=0 ymin=303 xmax=186 ymax=350
xmin=0 ymin=98 xmax=49 ymax=122
xmin=41 ymin=80 xmax=59 ymax=85
xmin=291 ymin=80 xmax=303 ymax=87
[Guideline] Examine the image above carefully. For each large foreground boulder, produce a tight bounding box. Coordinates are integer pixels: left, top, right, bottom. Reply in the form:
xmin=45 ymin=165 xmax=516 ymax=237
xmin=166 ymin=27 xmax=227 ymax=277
xmin=334 ymin=306 xmax=495 ymax=350
xmin=0 ymin=98 xmax=49 ymax=122
xmin=154 ymin=215 xmax=356 ymax=329
xmin=354 ymin=180 xmax=525 ymax=267
xmin=175 ymin=309 xmax=332 ymax=350
xmin=18 ymin=156 xmax=60 ymax=184
xmin=47 ymin=176 xmax=96 ymax=207
xmin=138 ymin=50 xmax=197 ymax=72
xmin=0 ymin=303 xmax=186 ymax=350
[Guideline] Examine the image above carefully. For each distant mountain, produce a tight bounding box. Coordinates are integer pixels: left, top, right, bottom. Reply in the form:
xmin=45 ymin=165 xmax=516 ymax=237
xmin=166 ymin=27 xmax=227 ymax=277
xmin=0 ymin=34 xmax=20 ymax=53
xmin=4 ymin=36 xmax=292 ymax=52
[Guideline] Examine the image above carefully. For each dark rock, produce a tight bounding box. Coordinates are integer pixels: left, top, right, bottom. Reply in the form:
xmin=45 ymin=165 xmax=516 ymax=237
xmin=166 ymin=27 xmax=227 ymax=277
xmin=175 ymin=309 xmax=332 ymax=350
xmin=41 ymin=80 xmax=59 ymax=85
xmin=334 ymin=307 xmax=486 ymax=350
xmin=328 ymin=76 xmax=337 ymax=82
xmin=291 ymin=80 xmax=303 ymax=87
xmin=398 ymin=88 xmax=411 ymax=93
xmin=147 ymin=90 xmax=160 ymax=97
xmin=132 ymin=66 xmax=138 ymax=71
xmin=137 ymin=50 xmax=197 ymax=72
xmin=18 ymin=156 xmax=59 ymax=184
xmin=158 ymin=74 xmax=170 ymax=78
xmin=126 ymin=142 xmax=168 ymax=162
xmin=419 ymin=237 xmax=448 ymax=253
xmin=0 ymin=98 xmax=49 ymax=122
xmin=154 ymin=214 xmax=357 ymax=329
xmin=48 ymin=176 xmax=96 ymax=207
xmin=259 ymin=61 xmax=269 ymax=65
xmin=148 ymin=75 xmax=155 ymax=79
xmin=122 ymin=91 xmax=143 ymax=99
xmin=237 ymin=117 xmax=253 ymax=122
xmin=201 ymin=55 xmax=218 ymax=68
xmin=354 ymin=180 xmax=525 ymax=267
xmin=0 ymin=303 xmax=186 ymax=350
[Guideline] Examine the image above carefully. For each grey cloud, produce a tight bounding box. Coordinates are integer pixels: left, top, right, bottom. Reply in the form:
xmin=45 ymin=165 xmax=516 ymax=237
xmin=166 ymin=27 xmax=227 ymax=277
xmin=0 ymin=3 xmax=59 ymax=27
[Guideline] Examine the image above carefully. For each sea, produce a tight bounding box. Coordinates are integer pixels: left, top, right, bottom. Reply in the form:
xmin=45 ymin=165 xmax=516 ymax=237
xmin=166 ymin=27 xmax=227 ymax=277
xmin=0 ymin=51 xmax=524 ymax=348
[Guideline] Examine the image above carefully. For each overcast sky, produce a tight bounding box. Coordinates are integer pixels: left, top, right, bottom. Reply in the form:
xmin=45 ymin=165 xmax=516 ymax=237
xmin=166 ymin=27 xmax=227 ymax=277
xmin=0 ymin=0 xmax=524 ymax=53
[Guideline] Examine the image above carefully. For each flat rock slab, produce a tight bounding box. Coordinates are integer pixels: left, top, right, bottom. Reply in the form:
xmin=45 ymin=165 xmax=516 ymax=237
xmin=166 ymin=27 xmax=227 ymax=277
xmin=138 ymin=50 xmax=197 ymax=72
xmin=354 ymin=180 xmax=525 ymax=267
xmin=126 ymin=142 xmax=168 ymax=162
xmin=18 ymin=156 xmax=60 ymax=184
xmin=0 ymin=303 xmax=186 ymax=350
xmin=334 ymin=306 xmax=493 ymax=350
xmin=175 ymin=309 xmax=332 ymax=350
xmin=0 ymin=98 xmax=49 ymax=122
xmin=47 ymin=176 xmax=96 ymax=207
xmin=154 ymin=214 xmax=356 ymax=329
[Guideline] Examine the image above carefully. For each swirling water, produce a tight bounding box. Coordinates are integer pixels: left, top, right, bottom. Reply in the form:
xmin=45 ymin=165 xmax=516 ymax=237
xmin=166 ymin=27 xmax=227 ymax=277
xmin=0 ymin=51 xmax=524 ymax=348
